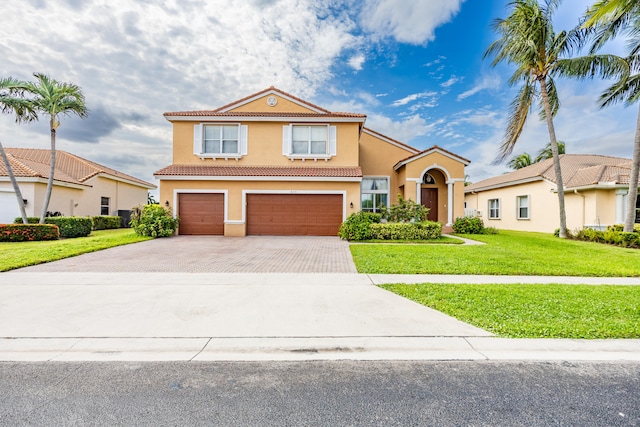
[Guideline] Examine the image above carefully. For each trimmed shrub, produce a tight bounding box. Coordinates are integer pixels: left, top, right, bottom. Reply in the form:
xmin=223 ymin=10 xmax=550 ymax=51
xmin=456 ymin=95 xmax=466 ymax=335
xmin=130 ymin=204 xmax=179 ymax=237
xmin=452 ymin=216 xmax=485 ymax=234
xmin=92 ymin=216 xmax=121 ymax=230
xmin=385 ymin=195 xmax=430 ymax=223
xmin=14 ymin=217 xmax=40 ymax=224
xmin=45 ymin=217 xmax=93 ymax=238
xmin=14 ymin=216 xmax=93 ymax=238
xmin=573 ymin=227 xmax=639 ymax=248
xmin=369 ymin=221 xmax=442 ymax=240
xmin=338 ymin=211 xmax=381 ymax=241
xmin=0 ymin=224 xmax=59 ymax=242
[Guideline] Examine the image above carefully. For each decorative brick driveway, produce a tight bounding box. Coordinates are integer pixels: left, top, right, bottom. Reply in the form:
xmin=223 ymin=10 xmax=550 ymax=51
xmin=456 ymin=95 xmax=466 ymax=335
xmin=16 ymin=236 xmax=357 ymax=273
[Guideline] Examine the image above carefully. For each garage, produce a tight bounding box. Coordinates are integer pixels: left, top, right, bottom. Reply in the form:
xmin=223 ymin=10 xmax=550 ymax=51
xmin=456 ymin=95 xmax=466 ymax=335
xmin=0 ymin=192 xmax=22 ymax=224
xmin=178 ymin=193 xmax=224 ymax=235
xmin=247 ymin=193 xmax=343 ymax=236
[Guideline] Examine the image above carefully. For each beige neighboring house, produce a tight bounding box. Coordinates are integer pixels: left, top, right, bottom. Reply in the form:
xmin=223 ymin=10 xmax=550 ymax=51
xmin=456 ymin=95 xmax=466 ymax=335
xmin=0 ymin=148 xmax=157 ymax=223
xmin=155 ymin=87 xmax=470 ymax=236
xmin=464 ymin=154 xmax=640 ymax=232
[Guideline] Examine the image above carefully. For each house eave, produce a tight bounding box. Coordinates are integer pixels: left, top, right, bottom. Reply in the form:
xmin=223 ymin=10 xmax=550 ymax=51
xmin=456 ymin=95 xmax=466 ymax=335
xmin=154 ymin=175 xmax=362 ymax=182
xmin=464 ymin=176 xmax=545 ymax=193
xmin=94 ymin=172 xmax=157 ymax=189
xmin=164 ymin=115 xmax=366 ymax=124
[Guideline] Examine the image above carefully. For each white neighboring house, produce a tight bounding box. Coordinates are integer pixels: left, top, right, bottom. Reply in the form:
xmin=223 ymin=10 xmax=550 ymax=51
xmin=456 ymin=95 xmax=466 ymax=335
xmin=464 ymin=154 xmax=640 ymax=233
xmin=0 ymin=148 xmax=156 ymax=223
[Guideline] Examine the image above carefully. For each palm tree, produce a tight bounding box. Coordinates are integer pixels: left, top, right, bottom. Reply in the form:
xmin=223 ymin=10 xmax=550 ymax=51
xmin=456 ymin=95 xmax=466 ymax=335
xmin=19 ymin=73 xmax=88 ymax=223
xmin=507 ymin=152 xmax=534 ymax=169
xmin=534 ymin=140 xmax=565 ymax=163
xmin=584 ymin=0 xmax=640 ymax=232
xmin=485 ymin=0 xmax=622 ymax=237
xmin=0 ymin=77 xmax=38 ymax=224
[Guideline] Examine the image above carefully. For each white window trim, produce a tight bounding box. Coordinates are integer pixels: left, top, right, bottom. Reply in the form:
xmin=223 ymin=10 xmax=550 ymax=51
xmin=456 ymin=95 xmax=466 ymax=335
xmin=361 ymin=176 xmax=390 ymax=213
xmin=282 ymin=124 xmax=336 ymax=161
xmin=516 ymin=194 xmax=530 ymax=220
xmin=194 ymin=123 xmax=248 ymax=160
xmin=100 ymin=197 xmax=110 ymax=216
xmin=488 ymin=198 xmax=501 ymax=220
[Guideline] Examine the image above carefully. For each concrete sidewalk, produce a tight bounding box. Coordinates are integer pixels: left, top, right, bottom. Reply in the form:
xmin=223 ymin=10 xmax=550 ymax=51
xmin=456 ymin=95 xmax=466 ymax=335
xmin=1 ymin=272 xmax=639 ymax=362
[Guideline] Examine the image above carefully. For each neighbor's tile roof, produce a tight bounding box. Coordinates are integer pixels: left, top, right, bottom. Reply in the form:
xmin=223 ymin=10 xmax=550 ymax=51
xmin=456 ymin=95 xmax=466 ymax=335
xmin=154 ymin=164 xmax=363 ymax=178
xmin=465 ymin=154 xmax=632 ymax=192
xmin=1 ymin=148 xmax=156 ymax=188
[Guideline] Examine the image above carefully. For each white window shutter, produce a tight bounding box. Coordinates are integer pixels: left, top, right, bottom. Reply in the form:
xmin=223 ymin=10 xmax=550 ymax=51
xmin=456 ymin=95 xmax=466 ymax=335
xmin=240 ymin=125 xmax=248 ymax=155
xmin=193 ymin=124 xmax=203 ymax=155
xmin=329 ymin=125 xmax=337 ymax=156
xmin=282 ymin=125 xmax=291 ymax=155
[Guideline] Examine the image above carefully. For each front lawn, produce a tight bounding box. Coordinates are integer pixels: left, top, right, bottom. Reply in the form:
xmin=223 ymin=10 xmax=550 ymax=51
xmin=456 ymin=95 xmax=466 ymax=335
xmin=381 ymin=283 xmax=640 ymax=338
xmin=0 ymin=229 xmax=152 ymax=272
xmin=351 ymin=230 xmax=640 ymax=276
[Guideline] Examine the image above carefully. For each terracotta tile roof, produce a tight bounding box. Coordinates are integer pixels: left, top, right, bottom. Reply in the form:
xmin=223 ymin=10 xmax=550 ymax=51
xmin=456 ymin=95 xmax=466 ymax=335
xmin=163 ymin=111 xmax=366 ymax=119
xmin=465 ymin=154 xmax=632 ymax=192
xmin=1 ymin=148 xmax=156 ymax=188
xmin=362 ymin=127 xmax=420 ymax=154
xmin=394 ymin=145 xmax=471 ymax=169
xmin=154 ymin=164 xmax=363 ymax=178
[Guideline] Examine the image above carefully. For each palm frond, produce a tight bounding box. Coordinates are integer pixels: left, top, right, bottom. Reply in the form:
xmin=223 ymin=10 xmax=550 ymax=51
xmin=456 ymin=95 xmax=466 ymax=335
xmin=494 ymin=83 xmax=536 ymax=164
xmin=554 ymin=54 xmax=629 ymax=80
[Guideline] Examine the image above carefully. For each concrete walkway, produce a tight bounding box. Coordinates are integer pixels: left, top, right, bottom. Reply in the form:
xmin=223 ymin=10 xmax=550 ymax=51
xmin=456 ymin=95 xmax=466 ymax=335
xmin=1 ymin=272 xmax=639 ymax=362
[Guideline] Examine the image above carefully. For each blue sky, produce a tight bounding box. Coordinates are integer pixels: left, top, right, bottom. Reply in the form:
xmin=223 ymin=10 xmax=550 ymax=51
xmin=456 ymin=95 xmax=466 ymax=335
xmin=1 ymin=0 xmax=636 ymax=191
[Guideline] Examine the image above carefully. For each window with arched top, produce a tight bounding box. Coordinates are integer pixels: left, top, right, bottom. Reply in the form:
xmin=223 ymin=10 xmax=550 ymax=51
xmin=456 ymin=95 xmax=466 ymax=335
xmin=423 ymin=173 xmax=436 ymax=184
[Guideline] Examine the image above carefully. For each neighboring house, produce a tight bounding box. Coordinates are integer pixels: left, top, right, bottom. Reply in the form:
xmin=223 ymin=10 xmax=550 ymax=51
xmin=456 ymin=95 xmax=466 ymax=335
xmin=155 ymin=87 xmax=469 ymax=236
xmin=0 ymin=148 xmax=156 ymax=223
xmin=464 ymin=154 xmax=640 ymax=232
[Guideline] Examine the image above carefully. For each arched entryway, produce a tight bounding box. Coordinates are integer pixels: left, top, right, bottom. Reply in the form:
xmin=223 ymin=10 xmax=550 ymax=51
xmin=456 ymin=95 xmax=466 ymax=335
xmin=419 ymin=169 xmax=447 ymax=223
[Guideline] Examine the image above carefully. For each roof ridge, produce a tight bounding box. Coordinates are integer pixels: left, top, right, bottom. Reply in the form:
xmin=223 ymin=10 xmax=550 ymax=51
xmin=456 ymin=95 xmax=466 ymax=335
xmin=5 ymin=152 xmax=41 ymax=177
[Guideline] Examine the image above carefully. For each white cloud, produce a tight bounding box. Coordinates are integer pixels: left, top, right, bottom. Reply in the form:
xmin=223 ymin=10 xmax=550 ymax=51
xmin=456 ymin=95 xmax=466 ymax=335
xmin=0 ymin=0 xmax=360 ymax=183
xmin=457 ymin=74 xmax=502 ymax=100
xmin=359 ymin=0 xmax=464 ymax=44
xmin=391 ymin=92 xmax=438 ymax=107
xmin=365 ymin=113 xmax=436 ymax=146
xmin=441 ymin=75 xmax=461 ymax=88
xmin=348 ymin=53 xmax=366 ymax=71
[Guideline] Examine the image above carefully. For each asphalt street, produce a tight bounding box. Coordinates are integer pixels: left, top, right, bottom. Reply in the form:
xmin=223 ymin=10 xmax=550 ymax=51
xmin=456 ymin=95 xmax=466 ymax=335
xmin=1 ymin=361 xmax=638 ymax=426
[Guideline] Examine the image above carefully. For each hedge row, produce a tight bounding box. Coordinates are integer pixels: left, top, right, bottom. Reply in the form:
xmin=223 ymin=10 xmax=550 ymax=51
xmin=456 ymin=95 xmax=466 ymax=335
xmin=338 ymin=211 xmax=442 ymax=241
xmin=369 ymin=222 xmax=442 ymax=240
xmin=573 ymin=227 xmax=640 ymax=248
xmin=92 ymin=216 xmax=121 ymax=230
xmin=0 ymin=224 xmax=59 ymax=242
xmin=13 ymin=216 xmax=93 ymax=238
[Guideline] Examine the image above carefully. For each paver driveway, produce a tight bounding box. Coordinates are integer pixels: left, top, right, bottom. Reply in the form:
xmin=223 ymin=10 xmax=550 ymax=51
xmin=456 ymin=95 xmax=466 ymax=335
xmin=16 ymin=236 xmax=357 ymax=273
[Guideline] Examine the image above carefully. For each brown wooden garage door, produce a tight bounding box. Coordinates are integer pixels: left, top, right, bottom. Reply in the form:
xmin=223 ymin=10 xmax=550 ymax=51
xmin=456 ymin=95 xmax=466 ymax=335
xmin=247 ymin=194 xmax=343 ymax=236
xmin=178 ymin=193 xmax=224 ymax=235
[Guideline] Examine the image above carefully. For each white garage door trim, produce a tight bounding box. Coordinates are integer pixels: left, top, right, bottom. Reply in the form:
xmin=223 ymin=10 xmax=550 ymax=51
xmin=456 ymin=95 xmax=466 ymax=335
xmin=172 ymin=189 xmax=229 ymax=223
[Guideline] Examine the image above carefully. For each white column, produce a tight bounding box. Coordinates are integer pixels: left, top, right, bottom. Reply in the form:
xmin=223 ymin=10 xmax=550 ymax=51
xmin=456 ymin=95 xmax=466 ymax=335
xmin=447 ymin=181 xmax=454 ymax=225
xmin=616 ymin=189 xmax=628 ymax=224
xmin=415 ymin=181 xmax=421 ymax=204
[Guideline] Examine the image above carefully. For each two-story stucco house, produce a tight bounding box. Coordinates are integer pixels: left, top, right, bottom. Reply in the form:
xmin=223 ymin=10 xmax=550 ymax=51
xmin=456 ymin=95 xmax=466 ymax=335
xmin=155 ymin=87 xmax=469 ymax=236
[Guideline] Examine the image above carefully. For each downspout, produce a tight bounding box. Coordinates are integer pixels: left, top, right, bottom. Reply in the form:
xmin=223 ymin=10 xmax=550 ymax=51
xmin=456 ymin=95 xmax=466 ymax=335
xmin=574 ymin=189 xmax=585 ymax=229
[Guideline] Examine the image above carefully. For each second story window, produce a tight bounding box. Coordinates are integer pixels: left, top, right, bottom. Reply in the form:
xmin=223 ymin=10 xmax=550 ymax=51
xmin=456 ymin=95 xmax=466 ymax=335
xmin=292 ymin=125 xmax=327 ymax=155
xmin=204 ymin=125 xmax=239 ymax=154
xmin=282 ymin=124 xmax=337 ymax=159
xmin=193 ymin=123 xmax=247 ymax=159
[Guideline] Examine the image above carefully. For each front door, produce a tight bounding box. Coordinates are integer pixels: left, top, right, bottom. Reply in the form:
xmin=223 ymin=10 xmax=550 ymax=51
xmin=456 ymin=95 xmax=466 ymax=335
xmin=421 ymin=188 xmax=438 ymax=222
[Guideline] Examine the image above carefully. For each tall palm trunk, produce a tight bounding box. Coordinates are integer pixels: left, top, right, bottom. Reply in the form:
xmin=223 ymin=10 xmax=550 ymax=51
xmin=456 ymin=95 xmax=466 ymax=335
xmin=0 ymin=139 xmax=28 ymax=224
xmin=540 ymin=77 xmax=568 ymax=238
xmin=624 ymin=104 xmax=640 ymax=231
xmin=40 ymin=118 xmax=56 ymax=224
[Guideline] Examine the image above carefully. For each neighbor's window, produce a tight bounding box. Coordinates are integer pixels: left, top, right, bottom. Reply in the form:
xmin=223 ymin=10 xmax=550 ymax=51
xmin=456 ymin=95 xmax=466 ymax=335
xmin=361 ymin=177 xmax=389 ymax=213
xmin=488 ymin=198 xmax=500 ymax=219
xmin=203 ymin=124 xmax=239 ymax=154
xmin=517 ymin=195 xmax=530 ymax=219
xmin=292 ymin=125 xmax=328 ymax=155
xmin=101 ymin=197 xmax=110 ymax=216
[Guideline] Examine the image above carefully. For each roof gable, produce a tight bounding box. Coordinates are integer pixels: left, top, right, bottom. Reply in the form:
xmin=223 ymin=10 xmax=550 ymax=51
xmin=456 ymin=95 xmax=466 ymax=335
xmin=217 ymin=87 xmax=329 ymax=114
xmin=394 ymin=145 xmax=471 ymax=170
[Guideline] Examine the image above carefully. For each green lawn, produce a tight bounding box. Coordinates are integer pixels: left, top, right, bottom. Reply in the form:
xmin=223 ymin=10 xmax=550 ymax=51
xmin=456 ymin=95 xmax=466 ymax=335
xmin=0 ymin=229 xmax=152 ymax=272
xmin=380 ymin=283 xmax=640 ymax=338
xmin=351 ymin=230 xmax=640 ymax=276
